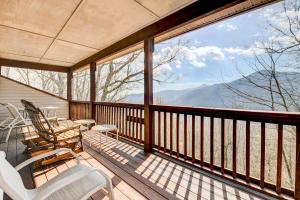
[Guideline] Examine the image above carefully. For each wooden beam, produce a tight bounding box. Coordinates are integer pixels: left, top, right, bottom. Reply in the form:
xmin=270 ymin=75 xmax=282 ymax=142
xmin=71 ymin=0 xmax=244 ymax=71
xmin=144 ymin=38 xmax=154 ymax=153
xmin=90 ymin=62 xmax=96 ymax=120
xmin=0 ymin=58 xmax=69 ymax=73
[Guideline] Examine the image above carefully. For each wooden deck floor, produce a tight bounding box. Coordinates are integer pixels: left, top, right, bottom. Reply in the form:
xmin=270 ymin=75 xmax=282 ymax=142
xmin=0 ymin=129 xmax=276 ymax=200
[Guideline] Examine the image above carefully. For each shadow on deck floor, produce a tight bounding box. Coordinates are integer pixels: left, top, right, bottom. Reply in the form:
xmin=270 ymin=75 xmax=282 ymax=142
xmin=0 ymin=129 xmax=276 ymax=200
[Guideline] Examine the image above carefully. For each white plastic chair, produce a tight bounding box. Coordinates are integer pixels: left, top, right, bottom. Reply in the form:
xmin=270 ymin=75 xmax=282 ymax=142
xmin=0 ymin=148 xmax=114 ymax=200
xmin=0 ymin=103 xmax=31 ymax=143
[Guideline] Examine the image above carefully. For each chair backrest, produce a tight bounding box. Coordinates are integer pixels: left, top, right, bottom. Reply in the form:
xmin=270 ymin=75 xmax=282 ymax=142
xmin=21 ymin=100 xmax=54 ymax=143
xmin=0 ymin=103 xmax=26 ymax=124
xmin=0 ymin=151 xmax=30 ymax=200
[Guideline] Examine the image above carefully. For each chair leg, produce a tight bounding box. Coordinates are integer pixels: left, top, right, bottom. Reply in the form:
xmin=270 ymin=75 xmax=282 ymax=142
xmin=106 ymin=175 xmax=114 ymax=200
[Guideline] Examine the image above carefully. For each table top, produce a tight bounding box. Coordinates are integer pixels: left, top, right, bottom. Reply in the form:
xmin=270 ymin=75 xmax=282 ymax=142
xmin=92 ymin=124 xmax=118 ymax=132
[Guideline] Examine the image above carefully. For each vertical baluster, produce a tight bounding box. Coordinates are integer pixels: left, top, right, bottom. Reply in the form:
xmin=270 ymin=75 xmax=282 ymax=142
xmin=210 ymin=117 xmax=214 ymax=170
xmin=260 ymin=122 xmax=265 ymax=188
xmin=107 ymin=106 xmax=109 ymax=124
xmin=121 ymin=107 xmax=124 ymax=136
xmin=184 ymin=114 xmax=187 ymax=160
xmin=158 ymin=111 xmax=161 ymax=150
xmin=221 ymin=118 xmax=225 ymax=174
xmin=192 ymin=115 xmax=195 ymax=164
xmin=110 ymin=106 xmax=112 ymax=124
xmin=136 ymin=108 xmax=139 ymax=142
xmin=170 ymin=112 xmax=173 ymax=156
xmin=114 ymin=106 xmax=116 ymax=125
xmin=129 ymin=108 xmax=132 ymax=139
xmin=131 ymin=108 xmax=134 ymax=140
xmin=200 ymin=116 xmax=204 ymax=166
xmin=232 ymin=119 xmax=236 ymax=178
xmin=125 ymin=108 xmax=128 ymax=138
xmin=106 ymin=106 xmax=108 ymax=124
xmin=95 ymin=105 xmax=98 ymax=123
xmin=276 ymin=124 xmax=283 ymax=193
xmin=246 ymin=120 xmax=250 ymax=183
xmin=116 ymin=106 xmax=121 ymax=130
xmin=140 ymin=109 xmax=143 ymax=143
xmin=176 ymin=113 xmax=180 ymax=158
xmin=164 ymin=112 xmax=167 ymax=152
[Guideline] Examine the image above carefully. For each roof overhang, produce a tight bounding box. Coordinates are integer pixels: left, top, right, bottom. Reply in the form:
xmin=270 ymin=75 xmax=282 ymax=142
xmin=0 ymin=0 xmax=279 ymax=72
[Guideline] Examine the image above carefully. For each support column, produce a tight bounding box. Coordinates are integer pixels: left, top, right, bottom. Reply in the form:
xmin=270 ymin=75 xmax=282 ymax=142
xmin=90 ymin=62 xmax=96 ymax=120
xmin=144 ymin=38 xmax=154 ymax=153
xmin=67 ymin=71 xmax=73 ymax=119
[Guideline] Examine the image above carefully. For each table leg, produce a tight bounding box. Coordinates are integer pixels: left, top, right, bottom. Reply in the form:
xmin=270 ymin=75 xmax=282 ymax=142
xmin=116 ymin=129 xmax=119 ymax=144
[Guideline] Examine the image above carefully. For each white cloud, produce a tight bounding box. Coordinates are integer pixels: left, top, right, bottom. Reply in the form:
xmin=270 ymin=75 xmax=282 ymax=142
xmin=156 ymin=45 xmax=225 ymax=69
xmin=217 ymin=23 xmax=238 ymax=31
xmin=224 ymin=44 xmax=264 ymax=57
xmin=181 ymin=46 xmax=225 ymax=68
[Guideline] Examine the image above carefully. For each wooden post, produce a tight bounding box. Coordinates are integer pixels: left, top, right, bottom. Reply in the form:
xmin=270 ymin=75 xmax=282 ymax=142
xmin=67 ymin=71 xmax=73 ymax=119
xmin=144 ymin=38 xmax=154 ymax=153
xmin=90 ymin=62 xmax=96 ymax=120
xmin=295 ymin=125 xmax=300 ymax=200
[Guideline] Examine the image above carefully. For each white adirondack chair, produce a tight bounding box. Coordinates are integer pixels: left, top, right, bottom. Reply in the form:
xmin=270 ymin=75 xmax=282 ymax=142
xmin=0 ymin=103 xmax=31 ymax=143
xmin=0 ymin=148 xmax=114 ymax=200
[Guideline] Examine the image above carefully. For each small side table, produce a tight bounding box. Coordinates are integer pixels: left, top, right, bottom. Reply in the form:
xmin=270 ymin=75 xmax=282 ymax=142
xmin=91 ymin=124 xmax=119 ymax=151
xmin=74 ymin=119 xmax=96 ymax=132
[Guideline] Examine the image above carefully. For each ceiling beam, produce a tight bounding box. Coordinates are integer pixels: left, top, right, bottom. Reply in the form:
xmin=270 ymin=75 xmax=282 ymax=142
xmin=0 ymin=58 xmax=70 ymax=73
xmin=71 ymin=0 xmax=245 ymax=71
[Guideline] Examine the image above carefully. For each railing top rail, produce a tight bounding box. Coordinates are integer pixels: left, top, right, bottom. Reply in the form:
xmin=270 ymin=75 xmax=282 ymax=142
xmin=70 ymin=101 xmax=300 ymax=125
xmin=152 ymin=104 xmax=300 ymax=125
xmin=94 ymin=102 xmax=144 ymax=109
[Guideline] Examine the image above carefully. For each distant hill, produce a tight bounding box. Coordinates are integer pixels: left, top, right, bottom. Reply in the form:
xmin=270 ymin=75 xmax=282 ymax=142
xmin=125 ymin=71 xmax=300 ymax=111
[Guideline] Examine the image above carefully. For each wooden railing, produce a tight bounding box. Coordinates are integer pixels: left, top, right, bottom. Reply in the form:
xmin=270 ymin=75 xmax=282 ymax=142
xmin=152 ymin=105 xmax=300 ymax=198
xmin=94 ymin=102 xmax=145 ymax=144
xmin=69 ymin=101 xmax=90 ymax=120
xmin=69 ymin=101 xmax=300 ymax=198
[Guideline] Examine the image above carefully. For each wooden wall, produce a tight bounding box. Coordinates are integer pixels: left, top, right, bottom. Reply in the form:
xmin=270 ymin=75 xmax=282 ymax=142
xmin=0 ymin=77 xmax=68 ymax=120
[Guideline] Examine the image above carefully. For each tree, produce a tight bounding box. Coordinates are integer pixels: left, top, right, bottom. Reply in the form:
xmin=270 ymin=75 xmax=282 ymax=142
xmin=225 ymin=0 xmax=300 ymax=187
xmin=93 ymin=40 xmax=186 ymax=102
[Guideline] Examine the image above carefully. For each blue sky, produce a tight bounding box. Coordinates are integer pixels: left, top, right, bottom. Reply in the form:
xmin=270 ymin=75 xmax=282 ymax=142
xmin=152 ymin=1 xmax=283 ymax=92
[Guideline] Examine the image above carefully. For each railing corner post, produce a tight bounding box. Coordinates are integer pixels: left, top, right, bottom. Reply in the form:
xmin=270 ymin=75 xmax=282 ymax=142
xmin=144 ymin=38 xmax=154 ymax=153
xmin=90 ymin=62 xmax=96 ymax=120
xmin=67 ymin=70 xmax=73 ymax=120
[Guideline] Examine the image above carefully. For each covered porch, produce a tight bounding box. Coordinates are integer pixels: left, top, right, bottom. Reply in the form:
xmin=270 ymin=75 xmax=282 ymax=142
xmin=0 ymin=0 xmax=299 ymax=199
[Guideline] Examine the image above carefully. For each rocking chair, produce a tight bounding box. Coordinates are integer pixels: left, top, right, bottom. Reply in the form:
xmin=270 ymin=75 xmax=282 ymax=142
xmin=21 ymin=99 xmax=83 ymax=168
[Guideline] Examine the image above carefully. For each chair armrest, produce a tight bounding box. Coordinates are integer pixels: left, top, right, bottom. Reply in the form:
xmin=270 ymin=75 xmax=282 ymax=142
xmin=15 ymin=148 xmax=80 ymax=171
xmin=35 ymin=168 xmax=97 ymax=200
xmin=53 ymin=124 xmax=81 ymax=135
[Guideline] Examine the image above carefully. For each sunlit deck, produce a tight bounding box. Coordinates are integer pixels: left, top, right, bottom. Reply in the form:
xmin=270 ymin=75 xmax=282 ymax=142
xmin=1 ymin=129 xmax=277 ymax=200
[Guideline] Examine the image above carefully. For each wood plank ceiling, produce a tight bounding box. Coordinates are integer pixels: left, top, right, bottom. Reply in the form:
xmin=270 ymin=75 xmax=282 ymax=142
xmin=0 ymin=0 xmax=196 ymax=67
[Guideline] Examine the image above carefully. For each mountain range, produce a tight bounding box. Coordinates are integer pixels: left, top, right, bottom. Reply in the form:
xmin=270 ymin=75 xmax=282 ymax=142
xmin=125 ymin=70 xmax=300 ymax=111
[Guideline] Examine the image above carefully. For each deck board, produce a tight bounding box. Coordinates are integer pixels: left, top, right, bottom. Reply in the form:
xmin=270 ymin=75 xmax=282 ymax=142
xmin=0 ymin=129 xmax=278 ymax=200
